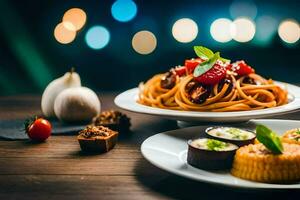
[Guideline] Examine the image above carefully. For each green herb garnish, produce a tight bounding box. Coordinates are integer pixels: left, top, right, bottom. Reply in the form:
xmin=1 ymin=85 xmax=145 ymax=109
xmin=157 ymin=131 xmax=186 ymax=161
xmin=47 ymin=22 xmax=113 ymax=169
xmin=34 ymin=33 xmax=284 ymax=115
xmin=193 ymin=46 xmax=230 ymax=78
xmin=296 ymin=129 xmax=300 ymax=134
xmin=226 ymin=128 xmax=248 ymax=140
xmin=206 ymin=139 xmax=227 ymax=151
xmin=256 ymin=124 xmax=283 ymax=154
xmin=193 ymin=52 xmax=220 ymax=77
xmin=194 ymin=46 xmax=214 ymax=60
xmin=227 ymin=128 xmax=242 ymax=135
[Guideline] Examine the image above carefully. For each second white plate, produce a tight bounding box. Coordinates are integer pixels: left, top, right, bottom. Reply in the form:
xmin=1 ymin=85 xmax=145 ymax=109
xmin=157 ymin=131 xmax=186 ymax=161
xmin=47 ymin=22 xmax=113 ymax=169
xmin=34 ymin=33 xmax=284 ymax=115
xmin=141 ymin=119 xmax=300 ymax=189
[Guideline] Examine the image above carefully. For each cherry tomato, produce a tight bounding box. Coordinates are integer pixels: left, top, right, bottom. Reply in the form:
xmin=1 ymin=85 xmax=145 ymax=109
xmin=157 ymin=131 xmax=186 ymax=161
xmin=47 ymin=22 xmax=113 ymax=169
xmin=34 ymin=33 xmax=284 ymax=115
xmin=231 ymin=60 xmax=255 ymax=76
xmin=174 ymin=66 xmax=187 ymax=76
xmin=25 ymin=117 xmax=52 ymax=142
xmin=194 ymin=61 xmax=227 ymax=85
xmin=185 ymin=58 xmax=204 ymax=74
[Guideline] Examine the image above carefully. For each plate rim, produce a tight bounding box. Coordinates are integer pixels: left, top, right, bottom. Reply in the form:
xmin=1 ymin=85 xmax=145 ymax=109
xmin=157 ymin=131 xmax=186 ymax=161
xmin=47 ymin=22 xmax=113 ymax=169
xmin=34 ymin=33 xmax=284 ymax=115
xmin=115 ymin=81 xmax=300 ymax=120
xmin=141 ymin=119 xmax=300 ymax=189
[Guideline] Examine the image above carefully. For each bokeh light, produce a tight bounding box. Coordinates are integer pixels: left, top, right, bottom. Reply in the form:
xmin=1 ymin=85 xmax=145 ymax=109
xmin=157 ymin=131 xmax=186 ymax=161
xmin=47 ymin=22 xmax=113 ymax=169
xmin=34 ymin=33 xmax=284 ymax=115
xmin=63 ymin=8 xmax=87 ymax=31
xmin=255 ymin=16 xmax=277 ymax=45
xmin=232 ymin=17 xmax=256 ymax=42
xmin=210 ymin=18 xmax=234 ymax=43
xmin=172 ymin=18 xmax=198 ymax=43
xmin=54 ymin=22 xmax=77 ymax=44
xmin=278 ymin=19 xmax=300 ymax=44
xmin=85 ymin=26 xmax=110 ymax=50
xmin=230 ymin=0 xmax=257 ymax=19
xmin=111 ymin=0 xmax=137 ymax=22
xmin=132 ymin=30 xmax=157 ymax=55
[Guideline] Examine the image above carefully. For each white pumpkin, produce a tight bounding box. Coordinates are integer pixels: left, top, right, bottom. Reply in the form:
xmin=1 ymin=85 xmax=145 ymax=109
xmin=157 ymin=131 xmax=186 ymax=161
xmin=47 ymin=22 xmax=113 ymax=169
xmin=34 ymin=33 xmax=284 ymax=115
xmin=54 ymin=87 xmax=101 ymax=122
xmin=41 ymin=69 xmax=81 ymax=118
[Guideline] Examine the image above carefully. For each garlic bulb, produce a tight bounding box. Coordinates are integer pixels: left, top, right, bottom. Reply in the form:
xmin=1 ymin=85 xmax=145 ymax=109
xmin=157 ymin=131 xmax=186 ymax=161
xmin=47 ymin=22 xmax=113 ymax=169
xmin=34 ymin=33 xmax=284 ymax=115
xmin=41 ymin=69 xmax=81 ymax=118
xmin=54 ymin=87 xmax=101 ymax=122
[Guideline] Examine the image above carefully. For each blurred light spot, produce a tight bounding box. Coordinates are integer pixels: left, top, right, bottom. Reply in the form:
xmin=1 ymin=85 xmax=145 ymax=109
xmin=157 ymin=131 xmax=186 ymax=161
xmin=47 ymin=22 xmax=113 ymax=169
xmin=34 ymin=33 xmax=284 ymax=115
xmin=255 ymin=16 xmax=277 ymax=45
xmin=230 ymin=0 xmax=257 ymax=19
xmin=85 ymin=26 xmax=110 ymax=50
xmin=278 ymin=19 xmax=300 ymax=44
xmin=63 ymin=21 xmax=76 ymax=31
xmin=111 ymin=0 xmax=137 ymax=22
xmin=172 ymin=18 xmax=198 ymax=43
xmin=63 ymin=8 xmax=86 ymax=31
xmin=132 ymin=30 xmax=157 ymax=55
xmin=54 ymin=22 xmax=76 ymax=44
xmin=210 ymin=18 xmax=234 ymax=43
xmin=232 ymin=17 xmax=256 ymax=42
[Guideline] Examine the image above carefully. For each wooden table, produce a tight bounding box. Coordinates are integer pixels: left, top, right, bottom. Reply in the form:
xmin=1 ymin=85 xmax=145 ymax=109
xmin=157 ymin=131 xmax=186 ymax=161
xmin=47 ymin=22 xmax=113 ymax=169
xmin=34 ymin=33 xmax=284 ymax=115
xmin=0 ymin=94 xmax=300 ymax=200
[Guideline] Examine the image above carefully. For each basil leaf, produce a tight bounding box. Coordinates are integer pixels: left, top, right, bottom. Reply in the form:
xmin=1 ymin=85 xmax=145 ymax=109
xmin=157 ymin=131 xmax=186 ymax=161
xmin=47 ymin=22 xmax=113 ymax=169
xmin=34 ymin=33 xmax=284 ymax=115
xmin=194 ymin=46 xmax=230 ymax=64
xmin=193 ymin=52 xmax=220 ymax=77
xmin=256 ymin=124 xmax=283 ymax=154
xmin=194 ymin=46 xmax=214 ymax=60
xmin=220 ymin=57 xmax=231 ymax=63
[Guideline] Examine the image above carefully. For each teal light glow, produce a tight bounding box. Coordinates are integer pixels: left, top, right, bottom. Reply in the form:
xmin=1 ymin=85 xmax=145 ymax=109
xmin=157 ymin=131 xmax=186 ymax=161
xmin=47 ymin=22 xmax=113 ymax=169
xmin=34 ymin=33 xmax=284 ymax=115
xmin=111 ymin=0 xmax=137 ymax=22
xmin=254 ymin=16 xmax=277 ymax=46
xmin=230 ymin=0 xmax=257 ymax=19
xmin=85 ymin=26 xmax=110 ymax=50
xmin=0 ymin=0 xmax=53 ymax=90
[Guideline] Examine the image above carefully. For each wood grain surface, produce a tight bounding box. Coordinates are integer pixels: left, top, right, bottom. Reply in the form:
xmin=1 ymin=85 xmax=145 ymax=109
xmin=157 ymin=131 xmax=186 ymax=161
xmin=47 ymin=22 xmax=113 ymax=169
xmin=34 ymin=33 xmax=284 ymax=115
xmin=0 ymin=94 xmax=299 ymax=200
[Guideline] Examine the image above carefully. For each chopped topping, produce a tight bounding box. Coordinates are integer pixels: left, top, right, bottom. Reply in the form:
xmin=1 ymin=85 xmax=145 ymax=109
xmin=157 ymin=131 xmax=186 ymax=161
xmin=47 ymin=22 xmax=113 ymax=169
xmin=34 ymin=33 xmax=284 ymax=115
xmin=206 ymin=139 xmax=228 ymax=151
xmin=160 ymin=71 xmax=177 ymax=89
xmin=94 ymin=110 xmax=130 ymax=126
xmin=190 ymin=138 xmax=237 ymax=151
xmin=226 ymin=128 xmax=250 ymax=140
xmin=217 ymin=79 xmax=233 ymax=96
xmin=79 ymin=126 xmax=116 ymax=138
xmin=242 ymin=76 xmax=257 ymax=85
xmin=185 ymin=81 xmax=197 ymax=93
xmin=185 ymin=81 xmax=211 ymax=104
xmin=230 ymin=60 xmax=255 ymax=76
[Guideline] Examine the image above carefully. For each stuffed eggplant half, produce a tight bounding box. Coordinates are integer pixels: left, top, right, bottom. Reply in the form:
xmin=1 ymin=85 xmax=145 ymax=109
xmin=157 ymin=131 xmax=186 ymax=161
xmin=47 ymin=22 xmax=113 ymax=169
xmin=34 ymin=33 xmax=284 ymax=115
xmin=205 ymin=127 xmax=256 ymax=147
xmin=187 ymin=138 xmax=238 ymax=170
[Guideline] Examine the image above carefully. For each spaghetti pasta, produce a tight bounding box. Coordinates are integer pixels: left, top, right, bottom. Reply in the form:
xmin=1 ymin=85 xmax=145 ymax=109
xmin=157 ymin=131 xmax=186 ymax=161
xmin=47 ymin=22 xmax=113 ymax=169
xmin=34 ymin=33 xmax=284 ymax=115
xmin=137 ymin=49 xmax=288 ymax=112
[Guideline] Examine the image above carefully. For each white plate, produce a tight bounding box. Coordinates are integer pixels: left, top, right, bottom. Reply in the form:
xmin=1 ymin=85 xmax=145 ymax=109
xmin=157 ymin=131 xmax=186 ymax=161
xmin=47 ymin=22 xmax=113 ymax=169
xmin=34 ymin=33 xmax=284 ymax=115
xmin=141 ymin=119 xmax=300 ymax=189
xmin=115 ymin=82 xmax=300 ymax=122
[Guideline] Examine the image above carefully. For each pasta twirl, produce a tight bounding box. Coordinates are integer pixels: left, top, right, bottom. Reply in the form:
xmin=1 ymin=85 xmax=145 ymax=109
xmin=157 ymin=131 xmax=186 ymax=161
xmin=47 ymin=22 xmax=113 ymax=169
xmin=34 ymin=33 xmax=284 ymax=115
xmin=138 ymin=73 xmax=288 ymax=112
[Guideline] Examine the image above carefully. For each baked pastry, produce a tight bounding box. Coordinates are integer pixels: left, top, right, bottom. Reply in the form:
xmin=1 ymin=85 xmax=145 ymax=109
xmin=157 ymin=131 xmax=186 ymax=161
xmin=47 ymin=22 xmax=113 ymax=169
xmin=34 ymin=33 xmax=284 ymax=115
xmin=93 ymin=110 xmax=131 ymax=132
xmin=77 ymin=126 xmax=118 ymax=152
xmin=231 ymin=143 xmax=300 ymax=183
xmin=281 ymin=128 xmax=300 ymax=145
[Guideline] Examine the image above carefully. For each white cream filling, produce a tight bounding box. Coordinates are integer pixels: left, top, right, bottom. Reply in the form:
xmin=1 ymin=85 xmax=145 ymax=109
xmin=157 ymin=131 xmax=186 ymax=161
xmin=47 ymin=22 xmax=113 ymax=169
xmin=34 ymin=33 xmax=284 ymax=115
xmin=190 ymin=138 xmax=237 ymax=151
xmin=208 ymin=127 xmax=255 ymax=141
